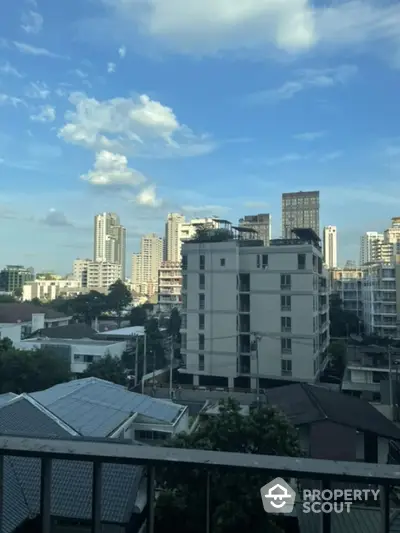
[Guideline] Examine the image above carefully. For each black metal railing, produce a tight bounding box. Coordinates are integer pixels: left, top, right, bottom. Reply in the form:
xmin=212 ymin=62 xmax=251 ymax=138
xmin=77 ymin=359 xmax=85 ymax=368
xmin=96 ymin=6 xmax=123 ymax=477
xmin=0 ymin=435 xmax=398 ymax=533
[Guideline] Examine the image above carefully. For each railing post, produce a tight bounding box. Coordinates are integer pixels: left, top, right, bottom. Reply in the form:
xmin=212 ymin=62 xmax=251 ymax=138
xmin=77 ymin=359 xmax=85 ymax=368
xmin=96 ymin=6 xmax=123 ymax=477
xmin=40 ymin=458 xmax=52 ymax=533
xmin=147 ymin=466 xmax=156 ymax=533
xmin=380 ymin=484 xmax=390 ymax=533
xmin=206 ymin=471 xmax=211 ymax=533
xmin=319 ymin=479 xmax=331 ymax=533
xmin=91 ymin=462 xmax=102 ymax=533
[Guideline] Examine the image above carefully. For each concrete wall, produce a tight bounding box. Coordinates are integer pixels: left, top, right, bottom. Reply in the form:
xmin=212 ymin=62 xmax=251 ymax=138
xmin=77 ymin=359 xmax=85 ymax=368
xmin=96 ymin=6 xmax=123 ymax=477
xmin=0 ymin=324 xmax=22 ymax=344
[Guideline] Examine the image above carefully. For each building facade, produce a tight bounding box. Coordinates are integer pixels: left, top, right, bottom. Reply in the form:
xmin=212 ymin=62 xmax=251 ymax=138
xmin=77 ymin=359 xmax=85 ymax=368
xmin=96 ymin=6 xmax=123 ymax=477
xmin=22 ymin=279 xmax=81 ymax=301
xmin=360 ymin=232 xmax=384 ymax=265
xmin=131 ymin=234 xmax=163 ymax=296
xmin=93 ymin=213 xmax=126 ymax=279
xmin=239 ymin=214 xmax=271 ymax=246
xmin=158 ymin=261 xmax=182 ymax=313
xmin=165 ymin=213 xmax=186 ymax=263
xmin=0 ymin=265 xmax=34 ymax=293
xmin=282 ymin=191 xmax=320 ymax=238
xmin=330 ymin=267 xmax=363 ymax=319
xmin=180 ymin=229 xmax=329 ymax=388
xmin=323 ymin=226 xmax=337 ymax=269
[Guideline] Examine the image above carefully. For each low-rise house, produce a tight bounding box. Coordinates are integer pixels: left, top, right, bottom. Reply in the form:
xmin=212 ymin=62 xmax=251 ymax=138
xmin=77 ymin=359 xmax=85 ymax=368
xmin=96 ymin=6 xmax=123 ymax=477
xmin=265 ymin=383 xmax=400 ymax=462
xmin=0 ymin=393 xmax=146 ymax=533
xmin=31 ymin=377 xmax=189 ymax=442
xmin=27 ymin=323 xmax=99 ymax=340
xmin=0 ymin=303 xmax=72 ymax=342
xmin=18 ymin=337 xmax=127 ymax=374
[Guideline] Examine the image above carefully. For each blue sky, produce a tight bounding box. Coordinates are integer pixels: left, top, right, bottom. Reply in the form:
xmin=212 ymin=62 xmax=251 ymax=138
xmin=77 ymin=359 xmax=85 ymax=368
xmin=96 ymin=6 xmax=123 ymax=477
xmin=1 ymin=0 xmax=400 ymax=273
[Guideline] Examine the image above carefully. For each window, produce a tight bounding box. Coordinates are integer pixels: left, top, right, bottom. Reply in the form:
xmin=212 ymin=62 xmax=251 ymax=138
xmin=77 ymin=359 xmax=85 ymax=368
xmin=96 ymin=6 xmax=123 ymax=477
xmin=198 ymin=353 xmax=205 ymax=371
xmin=281 ymin=338 xmax=292 ymax=354
xmin=199 ymin=273 xmax=205 ymax=290
xmin=199 ymin=334 xmax=205 ymax=350
xmin=262 ymin=254 xmax=268 ymax=269
xmin=220 ymin=258 xmax=226 ymax=266
xmin=280 ymin=274 xmax=291 ymax=290
xmin=181 ymin=314 xmax=187 ymax=328
xmin=256 ymin=254 xmax=261 ymax=268
xmin=199 ymin=314 xmax=205 ymax=330
xmin=281 ymin=295 xmax=291 ymax=311
xmin=200 ymin=255 xmax=205 ymax=270
xmin=298 ymin=253 xmax=306 ymax=270
xmin=281 ymin=359 xmax=292 ymax=377
xmin=199 ymin=293 xmax=205 ymax=310
xmin=182 ymin=274 xmax=187 ymax=290
xmin=182 ymin=255 xmax=188 ymax=270
xmin=281 ymin=317 xmax=292 ymax=333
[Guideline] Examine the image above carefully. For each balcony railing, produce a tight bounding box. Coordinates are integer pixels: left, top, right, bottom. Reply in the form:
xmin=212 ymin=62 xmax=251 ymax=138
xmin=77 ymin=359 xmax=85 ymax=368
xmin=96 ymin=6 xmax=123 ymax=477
xmin=1 ymin=435 xmax=399 ymax=533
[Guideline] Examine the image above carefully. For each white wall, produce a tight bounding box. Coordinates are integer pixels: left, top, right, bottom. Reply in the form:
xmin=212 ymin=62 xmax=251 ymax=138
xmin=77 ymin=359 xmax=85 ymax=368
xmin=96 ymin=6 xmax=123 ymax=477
xmin=0 ymin=324 xmax=22 ymax=344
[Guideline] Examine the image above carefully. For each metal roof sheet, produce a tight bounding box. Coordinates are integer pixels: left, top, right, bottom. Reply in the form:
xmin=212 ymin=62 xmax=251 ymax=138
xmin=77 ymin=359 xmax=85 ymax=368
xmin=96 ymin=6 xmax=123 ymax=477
xmin=31 ymin=377 xmax=184 ymax=436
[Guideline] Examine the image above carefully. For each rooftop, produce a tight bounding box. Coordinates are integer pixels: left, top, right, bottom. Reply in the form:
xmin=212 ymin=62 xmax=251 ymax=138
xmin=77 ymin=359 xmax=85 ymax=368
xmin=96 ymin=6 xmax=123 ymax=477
xmin=30 ymin=377 xmax=185 ymax=436
xmin=0 ymin=303 xmax=69 ymax=324
xmin=21 ymin=337 xmax=123 ymax=346
xmin=96 ymin=325 xmax=145 ymax=337
xmin=28 ymin=323 xmax=98 ymax=340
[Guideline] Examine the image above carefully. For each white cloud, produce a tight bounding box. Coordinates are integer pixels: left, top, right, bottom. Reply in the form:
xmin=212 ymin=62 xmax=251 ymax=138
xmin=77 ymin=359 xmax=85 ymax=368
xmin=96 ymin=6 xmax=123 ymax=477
xmin=135 ymin=185 xmax=161 ymax=207
xmin=25 ymin=81 xmax=50 ymax=99
xmin=247 ymin=65 xmax=357 ymax=104
xmin=30 ymin=105 xmax=56 ymax=123
xmin=118 ymin=46 xmax=126 ymax=58
xmin=81 ymin=150 xmax=147 ymax=188
xmin=107 ymin=62 xmax=116 ymax=73
xmin=13 ymin=41 xmax=65 ymax=59
xmin=42 ymin=209 xmax=72 ymax=227
xmin=0 ymin=62 xmax=23 ymax=78
xmin=59 ymin=92 xmax=214 ymax=157
xmin=0 ymin=93 xmax=25 ymax=107
xmin=293 ymin=131 xmax=327 ymax=141
xmin=72 ymin=69 xmax=88 ymax=78
xmin=21 ymin=10 xmax=43 ymax=34
xmin=92 ymin=0 xmax=400 ymax=63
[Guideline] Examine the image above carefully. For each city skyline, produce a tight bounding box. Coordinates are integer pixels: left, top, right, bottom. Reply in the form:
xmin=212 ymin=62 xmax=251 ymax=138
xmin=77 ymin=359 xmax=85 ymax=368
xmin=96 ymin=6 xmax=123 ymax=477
xmin=1 ymin=3 xmax=400 ymax=271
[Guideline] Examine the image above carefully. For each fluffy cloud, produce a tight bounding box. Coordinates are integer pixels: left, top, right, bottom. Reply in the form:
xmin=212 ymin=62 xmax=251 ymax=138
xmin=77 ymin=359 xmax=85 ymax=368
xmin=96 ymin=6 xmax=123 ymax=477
xmin=30 ymin=105 xmax=56 ymax=123
xmin=107 ymin=62 xmax=116 ymax=73
xmin=81 ymin=150 xmax=146 ymax=188
xmin=118 ymin=45 xmax=126 ymax=58
xmin=21 ymin=10 xmax=43 ymax=34
xmin=135 ymin=185 xmax=161 ymax=207
xmin=247 ymin=65 xmax=357 ymax=104
xmin=42 ymin=209 xmax=73 ymax=227
xmin=59 ymin=92 xmax=214 ymax=157
xmin=92 ymin=0 xmax=400 ymax=61
xmin=0 ymin=93 xmax=25 ymax=107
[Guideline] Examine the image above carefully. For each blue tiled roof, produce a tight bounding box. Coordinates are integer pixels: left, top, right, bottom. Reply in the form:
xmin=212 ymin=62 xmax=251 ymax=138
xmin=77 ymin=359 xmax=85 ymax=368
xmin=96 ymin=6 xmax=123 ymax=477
xmin=31 ymin=377 xmax=184 ymax=436
xmin=0 ymin=395 xmax=143 ymax=533
xmin=0 ymin=393 xmax=17 ymax=407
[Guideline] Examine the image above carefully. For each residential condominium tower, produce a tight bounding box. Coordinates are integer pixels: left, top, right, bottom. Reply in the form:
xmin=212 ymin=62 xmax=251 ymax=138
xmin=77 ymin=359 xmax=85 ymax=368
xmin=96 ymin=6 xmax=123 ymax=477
xmin=239 ymin=214 xmax=272 ymax=245
xmin=94 ymin=212 xmax=126 ymax=279
xmin=282 ymin=191 xmax=320 ymax=238
xmin=323 ymin=226 xmax=337 ymax=268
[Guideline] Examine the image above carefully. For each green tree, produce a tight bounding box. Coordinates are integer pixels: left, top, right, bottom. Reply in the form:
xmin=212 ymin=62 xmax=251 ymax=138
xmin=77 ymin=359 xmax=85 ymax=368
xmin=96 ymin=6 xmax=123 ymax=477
xmin=167 ymin=307 xmax=181 ymax=340
xmin=327 ymin=341 xmax=347 ymax=377
xmin=156 ymin=398 xmax=300 ymax=533
xmin=0 ymin=295 xmax=17 ymax=303
xmin=129 ymin=305 xmax=147 ymax=326
xmin=31 ymin=297 xmax=42 ymax=306
xmin=13 ymin=287 xmax=23 ymax=298
xmin=69 ymin=291 xmax=108 ymax=325
xmin=0 ymin=344 xmax=71 ymax=394
xmin=81 ymin=353 xmax=126 ymax=385
xmin=329 ymin=294 xmax=362 ymax=337
xmin=107 ymin=280 xmax=132 ymax=326
xmin=145 ymin=318 xmax=166 ymax=371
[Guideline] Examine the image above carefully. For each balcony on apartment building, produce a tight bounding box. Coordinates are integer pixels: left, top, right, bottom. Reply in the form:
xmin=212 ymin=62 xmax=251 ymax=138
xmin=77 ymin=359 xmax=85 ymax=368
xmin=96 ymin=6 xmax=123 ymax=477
xmin=2 ymin=434 xmax=398 ymax=533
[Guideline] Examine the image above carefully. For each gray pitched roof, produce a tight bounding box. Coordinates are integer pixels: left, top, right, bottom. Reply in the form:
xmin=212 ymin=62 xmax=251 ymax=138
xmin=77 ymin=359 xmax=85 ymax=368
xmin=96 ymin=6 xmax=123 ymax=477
xmin=28 ymin=323 xmax=98 ymax=340
xmin=265 ymin=383 xmax=400 ymax=440
xmin=0 ymin=395 xmax=143 ymax=533
xmin=0 ymin=303 xmax=69 ymax=323
xmin=0 ymin=393 xmax=17 ymax=407
xmin=30 ymin=377 xmax=184 ymax=436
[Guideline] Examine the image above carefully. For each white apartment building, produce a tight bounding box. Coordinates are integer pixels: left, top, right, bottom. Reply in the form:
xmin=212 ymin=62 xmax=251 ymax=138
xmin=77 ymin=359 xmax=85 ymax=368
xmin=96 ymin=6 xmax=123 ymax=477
xmin=73 ymin=258 xmax=91 ymax=286
xmin=94 ymin=212 xmax=126 ymax=279
xmin=330 ymin=267 xmax=363 ymax=319
xmin=87 ymin=261 xmax=122 ymax=290
xmin=158 ymin=262 xmax=182 ymax=313
xmin=131 ymin=234 xmax=163 ymax=296
xmin=360 ymin=232 xmax=384 ymax=265
xmin=323 ymin=226 xmax=337 ymax=268
xmin=22 ymin=278 xmax=81 ymax=302
xmin=180 ymin=228 xmax=329 ymax=388
xmin=165 ymin=213 xmax=186 ymax=262
xmin=362 ymin=263 xmax=400 ymax=338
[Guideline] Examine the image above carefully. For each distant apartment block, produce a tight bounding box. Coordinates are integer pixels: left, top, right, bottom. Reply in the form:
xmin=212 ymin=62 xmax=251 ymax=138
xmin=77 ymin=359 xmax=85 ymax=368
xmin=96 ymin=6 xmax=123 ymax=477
xmin=330 ymin=267 xmax=363 ymax=319
xmin=239 ymin=214 xmax=271 ymax=245
xmin=131 ymin=234 xmax=163 ymax=297
xmin=94 ymin=212 xmax=126 ymax=279
xmin=0 ymin=265 xmax=34 ymax=293
xmin=282 ymin=191 xmax=320 ymax=238
xmin=158 ymin=261 xmax=182 ymax=313
xmin=72 ymin=259 xmax=122 ymax=291
xmin=323 ymin=226 xmax=337 ymax=269
xmin=360 ymin=231 xmax=384 ymax=265
xmin=22 ymin=278 xmax=81 ymax=302
xmin=180 ymin=224 xmax=329 ymax=389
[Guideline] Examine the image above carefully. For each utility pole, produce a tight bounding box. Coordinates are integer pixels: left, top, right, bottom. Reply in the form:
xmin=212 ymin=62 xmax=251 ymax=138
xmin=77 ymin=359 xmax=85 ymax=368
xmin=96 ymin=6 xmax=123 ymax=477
xmin=134 ymin=335 xmax=139 ymax=388
xmin=142 ymin=332 xmax=147 ymax=394
xmin=251 ymin=333 xmax=262 ymax=407
xmin=169 ymin=335 xmax=174 ymax=400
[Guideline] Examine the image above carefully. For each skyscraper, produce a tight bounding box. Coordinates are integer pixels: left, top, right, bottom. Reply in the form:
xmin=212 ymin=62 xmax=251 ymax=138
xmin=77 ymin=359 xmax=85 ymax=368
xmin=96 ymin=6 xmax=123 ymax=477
xmin=281 ymin=191 xmax=320 ymax=238
xmin=165 ymin=213 xmax=185 ymax=263
xmin=359 ymin=232 xmax=384 ymax=265
xmin=93 ymin=213 xmax=126 ymax=279
xmin=131 ymin=234 xmax=163 ymax=295
xmin=323 ymin=226 xmax=337 ymax=268
xmin=239 ymin=214 xmax=272 ymax=245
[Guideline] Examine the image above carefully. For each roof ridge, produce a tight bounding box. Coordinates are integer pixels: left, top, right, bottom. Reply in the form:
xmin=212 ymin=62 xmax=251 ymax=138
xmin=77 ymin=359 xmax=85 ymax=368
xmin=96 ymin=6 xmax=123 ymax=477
xmin=23 ymin=394 xmax=82 ymax=436
xmin=301 ymin=384 xmax=328 ymax=420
